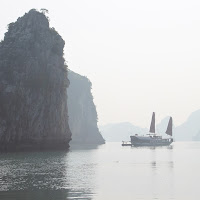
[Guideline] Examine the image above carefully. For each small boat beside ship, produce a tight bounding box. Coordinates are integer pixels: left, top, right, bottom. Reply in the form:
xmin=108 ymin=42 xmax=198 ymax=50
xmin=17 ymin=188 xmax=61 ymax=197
xmin=121 ymin=141 xmax=132 ymax=146
xmin=123 ymin=112 xmax=173 ymax=147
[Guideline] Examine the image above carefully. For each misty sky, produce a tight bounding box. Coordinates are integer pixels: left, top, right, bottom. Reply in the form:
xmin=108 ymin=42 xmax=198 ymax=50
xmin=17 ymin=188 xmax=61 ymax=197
xmin=0 ymin=0 xmax=200 ymax=128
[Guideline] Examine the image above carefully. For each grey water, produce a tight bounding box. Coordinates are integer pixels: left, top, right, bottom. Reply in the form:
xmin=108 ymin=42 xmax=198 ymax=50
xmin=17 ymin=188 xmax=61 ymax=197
xmin=0 ymin=142 xmax=200 ymax=200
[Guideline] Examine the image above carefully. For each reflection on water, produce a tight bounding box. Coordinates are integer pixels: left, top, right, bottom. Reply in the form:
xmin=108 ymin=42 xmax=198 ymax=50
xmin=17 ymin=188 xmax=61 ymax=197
xmin=0 ymin=189 xmax=94 ymax=200
xmin=0 ymin=190 xmax=70 ymax=200
xmin=0 ymin=142 xmax=200 ymax=200
xmin=0 ymin=151 xmax=68 ymax=191
xmin=0 ymin=149 xmax=97 ymax=200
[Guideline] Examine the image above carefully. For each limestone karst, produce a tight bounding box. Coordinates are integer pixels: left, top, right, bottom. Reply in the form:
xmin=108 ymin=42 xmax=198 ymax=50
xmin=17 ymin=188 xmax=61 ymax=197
xmin=0 ymin=9 xmax=71 ymax=151
xmin=68 ymin=70 xmax=105 ymax=144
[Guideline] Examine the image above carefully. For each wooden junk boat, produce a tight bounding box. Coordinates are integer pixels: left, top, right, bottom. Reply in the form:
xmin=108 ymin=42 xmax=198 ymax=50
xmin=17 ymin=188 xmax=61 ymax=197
xmin=130 ymin=112 xmax=173 ymax=147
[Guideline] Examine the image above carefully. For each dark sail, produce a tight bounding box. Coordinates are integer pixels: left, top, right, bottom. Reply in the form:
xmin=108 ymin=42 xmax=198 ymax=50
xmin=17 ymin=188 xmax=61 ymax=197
xmin=149 ymin=112 xmax=155 ymax=133
xmin=166 ymin=117 xmax=173 ymax=136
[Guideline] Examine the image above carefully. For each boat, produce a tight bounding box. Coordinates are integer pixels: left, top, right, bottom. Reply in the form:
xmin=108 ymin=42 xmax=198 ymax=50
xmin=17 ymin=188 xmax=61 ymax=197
xmin=121 ymin=141 xmax=132 ymax=146
xmin=130 ymin=112 xmax=173 ymax=147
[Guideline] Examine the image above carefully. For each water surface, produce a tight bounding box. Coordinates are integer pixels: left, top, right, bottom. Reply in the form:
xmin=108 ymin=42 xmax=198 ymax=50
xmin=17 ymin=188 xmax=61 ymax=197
xmin=0 ymin=142 xmax=199 ymax=200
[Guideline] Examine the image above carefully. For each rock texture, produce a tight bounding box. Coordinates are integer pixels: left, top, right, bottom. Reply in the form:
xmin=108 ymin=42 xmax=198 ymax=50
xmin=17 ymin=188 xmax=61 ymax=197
xmin=67 ymin=70 xmax=105 ymax=144
xmin=0 ymin=9 xmax=71 ymax=151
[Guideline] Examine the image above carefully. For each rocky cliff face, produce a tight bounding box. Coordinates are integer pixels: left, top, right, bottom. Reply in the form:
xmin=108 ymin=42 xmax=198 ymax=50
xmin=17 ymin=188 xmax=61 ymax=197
xmin=67 ymin=71 xmax=105 ymax=144
xmin=0 ymin=9 xmax=71 ymax=151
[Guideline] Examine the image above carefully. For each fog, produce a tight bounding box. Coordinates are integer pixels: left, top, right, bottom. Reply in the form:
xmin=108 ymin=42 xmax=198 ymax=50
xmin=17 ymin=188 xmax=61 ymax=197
xmin=1 ymin=0 xmax=200 ymax=127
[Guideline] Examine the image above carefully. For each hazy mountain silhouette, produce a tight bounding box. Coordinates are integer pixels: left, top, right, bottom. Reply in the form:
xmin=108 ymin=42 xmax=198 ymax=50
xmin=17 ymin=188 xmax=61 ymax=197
xmin=194 ymin=130 xmax=200 ymax=141
xmin=99 ymin=122 xmax=148 ymax=142
xmin=100 ymin=109 xmax=200 ymax=142
xmin=174 ymin=109 xmax=200 ymax=141
xmin=100 ymin=118 xmax=174 ymax=142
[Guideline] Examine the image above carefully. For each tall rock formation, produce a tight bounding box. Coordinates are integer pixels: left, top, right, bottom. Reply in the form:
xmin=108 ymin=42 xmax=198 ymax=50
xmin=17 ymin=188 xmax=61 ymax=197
xmin=67 ymin=70 xmax=105 ymax=144
xmin=0 ymin=9 xmax=71 ymax=151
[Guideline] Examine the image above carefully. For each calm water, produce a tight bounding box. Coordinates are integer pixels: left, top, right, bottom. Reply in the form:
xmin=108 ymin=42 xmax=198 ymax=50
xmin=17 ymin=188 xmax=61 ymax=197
xmin=0 ymin=142 xmax=200 ymax=200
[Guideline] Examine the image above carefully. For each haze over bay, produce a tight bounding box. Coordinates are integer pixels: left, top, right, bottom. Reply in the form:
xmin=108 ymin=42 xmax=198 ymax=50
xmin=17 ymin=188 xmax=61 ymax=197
xmin=1 ymin=0 xmax=200 ymax=127
xmin=0 ymin=2 xmax=200 ymax=200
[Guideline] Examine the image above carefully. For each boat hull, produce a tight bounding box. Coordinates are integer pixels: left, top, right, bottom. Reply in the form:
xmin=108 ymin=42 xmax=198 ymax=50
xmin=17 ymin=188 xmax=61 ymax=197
xmin=122 ymin=143 xmax=132 ymax=146
xmin=130 ymin=135 xmax=173 ymax=147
